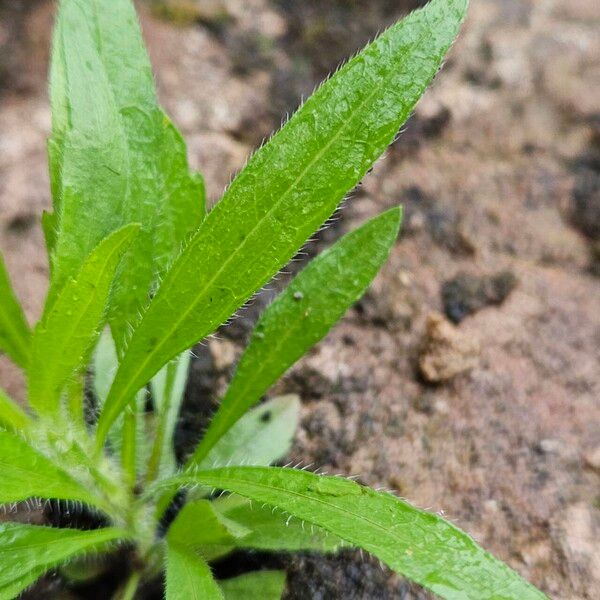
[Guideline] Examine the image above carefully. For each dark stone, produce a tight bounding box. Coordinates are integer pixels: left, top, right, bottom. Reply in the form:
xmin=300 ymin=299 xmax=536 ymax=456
xmin=442 ymin=271 xmax=518 ymax=323
xmin=6 ymin=212 xmax=37 ymax=233
xmin=571 ymin=165 xmax=600 ymax=241
xmin=281 ymin=551 xmax=411 ymax=600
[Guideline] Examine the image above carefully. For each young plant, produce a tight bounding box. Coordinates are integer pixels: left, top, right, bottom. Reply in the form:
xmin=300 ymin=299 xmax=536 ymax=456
xmin=0 ymin=0 xmax=547 ymax=598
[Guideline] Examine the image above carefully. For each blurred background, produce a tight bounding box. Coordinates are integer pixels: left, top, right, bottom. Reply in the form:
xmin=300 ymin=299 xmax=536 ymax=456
xmin=0 ymin=0 xmax=599 ymax=598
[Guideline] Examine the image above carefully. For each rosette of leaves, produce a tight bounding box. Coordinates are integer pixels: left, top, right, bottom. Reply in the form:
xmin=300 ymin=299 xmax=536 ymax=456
xmin=0 ymin=0 xmax=547 ymax=598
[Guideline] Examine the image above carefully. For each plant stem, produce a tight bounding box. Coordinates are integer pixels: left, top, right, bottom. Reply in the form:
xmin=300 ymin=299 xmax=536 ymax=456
xmin=117 ymin=570 xmax=141 ymax=600
xmin=65 ymin=374 xmax=85 ymax=427
xmin=122 ymin=407 xmax=138 ymax=489
xmin=145 ymin=360 xmax=178 ymax=485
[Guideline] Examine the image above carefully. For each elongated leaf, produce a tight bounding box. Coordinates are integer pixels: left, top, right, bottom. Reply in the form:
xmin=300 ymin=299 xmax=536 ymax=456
xmin=0 ymin=253 xmax=31 ymax=368
xmin=214 ymin=495 xmax=343 ymax=554
xmin=97 ymin=0 xmax=468 ymax=445
xmin=0 ymin=431 xmax=107 ymax=510
xmin=192 ymin=208 xmax=401 ymax=464
xmin=0 ymin=388 xmax=31 ymax=433
xmin=196 ymin=395 xmax=300 ymax=470
xmin=162 ymin=467 xmax=547 ymax=600
xmin=219 ymin=571 xmax=286 ymax=600
xmin=28 ymin=224 xmax=139 ymax=416
xmin=0 ymin=523 xmax=127 ymax=597
xmin=166 ymin=543 xmax=223 ymax=600
xmin=147 ymin=351 xmax=191 ymax=480
xmin=48 ymin=0 xmax=204 ymax=350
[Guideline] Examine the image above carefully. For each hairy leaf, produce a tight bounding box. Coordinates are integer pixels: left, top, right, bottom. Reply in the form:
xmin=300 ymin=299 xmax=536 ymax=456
xmin=219 ymin=571 xmax=286 ymax=600
xmin=192 ymin=208 xmax=401 ymax=464
xmin=0 ymin=388 xmax=31 ymax=433
xmin=0 ymin=523 xmax=127 ymax=597
xmin=0 ymin=430 xmax=105 ymax=510
xmin=48 ymin=0 xmax=204 ymax=350
xmin=163 ymin=467 xmax=547 ymax=600
xmin=28 ymin=225 xmax=139 ymax=416
xmin=0 ymin=568 xmax=46 ymax=600
xmin=0 ymin=253 xmax=31 ymax=368
xmin=97 ymin=0 xmax=467 ymax=444
xmin=196 ymin=395 xmax=300 ymax=470
xmin=166 ymin=543 xmax=223 ymax=600
xmin=214 ymin=496 xmax=343 ymax=554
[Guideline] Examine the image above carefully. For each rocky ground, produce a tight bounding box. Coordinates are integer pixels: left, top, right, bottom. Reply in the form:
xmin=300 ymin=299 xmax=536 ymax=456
xmin=0 ymin=0 xmax=599 ymax=598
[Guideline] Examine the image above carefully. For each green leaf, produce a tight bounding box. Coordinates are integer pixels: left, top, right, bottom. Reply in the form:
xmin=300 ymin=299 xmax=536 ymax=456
xmin=92 ymin=330 xmax=149 ymax=480
xmin=147 ymin=351 xmax=191 ymax=480
xmin=121 ymin=405 xmax=138 ymax=488
xmin=97 ymin=0 xmax=467 ymax=445
xmin=0 ymin=567 xmax=47 ymax=600
xmin=0 ymin=253 xmax=31 ymax=368
xmin=92 ymin=329 xmax=124 ymax=452
xmin=166 ymin=542 xmax=223 ymax=600
xmin=0 ymin=523 xmax=127 ymax=598
xmin=167 ymin=499 xmax=249 ymax=561
xmin=219 ymin=571 xmax=286 ymax=600
xmin=214 ymin=495 xmax=343 ymax=554
xmin=192 ymin=208 xmax=401 ymax=464
xmin=93 ymin=328 xmax=119 ymax=408
xmin=48 ymin=0 xmax=204 ymax=350
xmin=0 ymin=430 xmax=106 ymax=510
xmin=0 ymin=388 xmax=31 ymax=434
xmin=196 ymin=395 xmax=301 ymax=470
xmin=162 ymin=467 xmax=547 ymax=600
xmin=28 ymin=224 xmax=139 ymax=417
xmin=161 ymin=396 xmax=299 ymax=519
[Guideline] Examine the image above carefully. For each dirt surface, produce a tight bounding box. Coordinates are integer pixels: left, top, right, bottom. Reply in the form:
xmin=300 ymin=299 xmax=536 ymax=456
xmin=1 ymin=0 xmax=599 ymax=598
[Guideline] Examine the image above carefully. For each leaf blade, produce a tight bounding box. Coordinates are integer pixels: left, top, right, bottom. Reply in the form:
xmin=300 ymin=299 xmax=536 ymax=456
xmin=0 ymin=523 xmax=127 ymax=595
xmin=48 ymin=0 xmax=204 ymax=350
xmin=97 ymin=0 xmax=467 ymax=444
xmin=0 ymin=567 xmax=46 ymax=600
xmin=28 ymin=224 xmax=139 ymax=416
xmin=219 ymin=571 xmax=286 ymax=600
xmin=197 ymin=395 xmax=301 ymax=470
xmin=165 ymin=543 xmax=223 ymax=600
xmin=214 ymin=495 xmax=343 ymax=554
xmin=0 ymin=430 xmax=107 ymax=510
xmin=0 ymin=253 xmax=31 ymax=368
xmin=167 ymin=499 xmax=248 ymax=562
xmin=0 ymin=388 xmax=31 ymax=434
xmin=192 ymin=208 xmax=401 ymax=465
xmin=164 ymin=467 xmax=547 ymax=600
